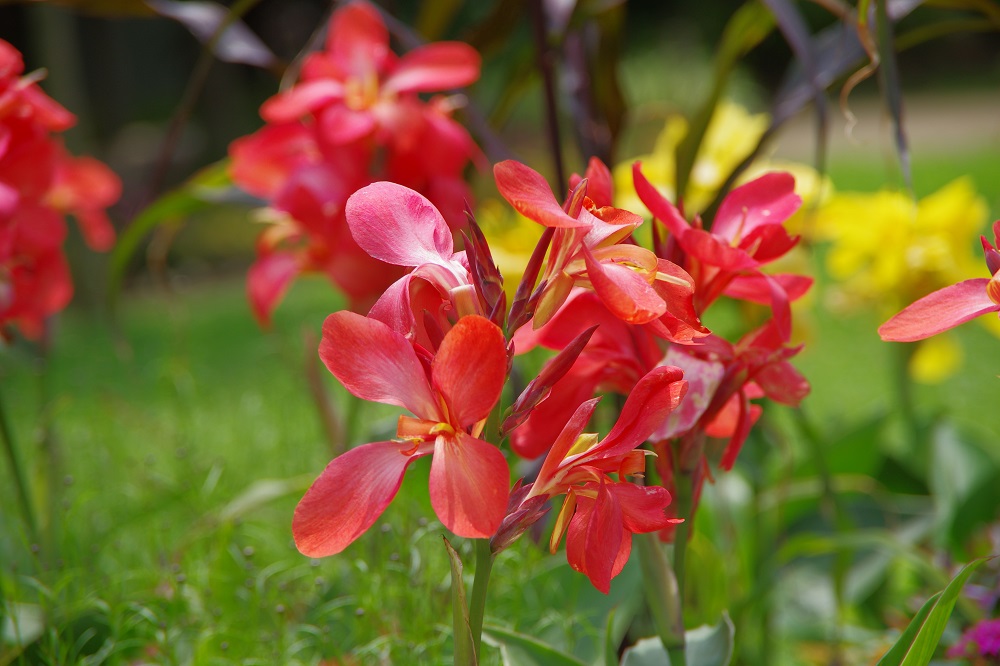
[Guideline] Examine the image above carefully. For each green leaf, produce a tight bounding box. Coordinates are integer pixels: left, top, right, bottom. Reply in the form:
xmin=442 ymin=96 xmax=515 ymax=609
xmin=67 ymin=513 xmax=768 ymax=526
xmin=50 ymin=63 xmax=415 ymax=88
xmin=108 ymin=160 xmax=235 ymax=306
xmin=930 ymin=423 xmax=994 ymax=551
xmin=217 ymin=475 xmax=313 ymax=523
xmin=876 ymin=556 xmax=993 ymax=666
xmin=604 ymin=609 xmax=620 ymax=666
xmin=620 ymin=615 xmax=735 ymax=666
xmin=685 ymin=613 xmax=735 ymax=666
xmin=445 ymin=538 xmax=477 ymax=666
xmin=674 ymin=0 xmax=775 ymax=209
xmin=482 ymin=625 xmax=587 ymax=666
xmin=1 ymin=602 xmax=45 ymax=649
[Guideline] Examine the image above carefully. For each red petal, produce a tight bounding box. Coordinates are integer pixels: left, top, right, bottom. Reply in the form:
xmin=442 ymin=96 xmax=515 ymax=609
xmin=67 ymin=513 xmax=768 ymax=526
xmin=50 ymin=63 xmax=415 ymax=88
xmin=345 ymin=182 xmax=454 ymax=267
xmin=431 ymin=315 xmax=507 ymax=427
xmin=429 ymin=431 xmax=509 ymax=538
xmin=320 ymin=311 xmax=438 ymax=417
xmin=328 ymin=1 xmax=390 ymax=75
xmin=318 ymin=105 xmax=377 ymax=144
xmin=878 ymin=279 xmax=998 ymax=342
xmin=260 ymin=80 xmax=345 ymax=123
xmin=567 ymin=485 xmax=622 ymax=594
xmin=247 ymin=251 xmax=300 ymax=327
xmin=724 ymin=273 xmax=812 ymax=305
xmin=510 ymin=369 xmax=602 ymax=460
xmin=494 ymin=161 xmax=588 ymax=229
xmin=293 ymin=441 xmax=421 ymax=556
xmin=755 ymin=361 xmax=810 ymax=406
xmin=593 ymin=366 xmax=687 ymax=461
xmin=713 ymin=172 xmax=800 ymax=242
xmin=385 ymin=42 xmax=480 ymax=94
xmin=536 ymin=398 xmax=601 ymax=486
xmin=582 ymin=245 xmax=665 ymax=325
xmin=632 ymin=162 xmax=689 ymax=239
xmin=682 ymin=228 xmax=758 ymax=271
xmin=613 ymin=483 xmax=675 ymax=533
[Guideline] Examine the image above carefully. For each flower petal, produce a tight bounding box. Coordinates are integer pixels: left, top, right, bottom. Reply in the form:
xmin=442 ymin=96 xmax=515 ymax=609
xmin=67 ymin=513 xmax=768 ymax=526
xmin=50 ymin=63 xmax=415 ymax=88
xmin=429 ymin=431 xmax=509 ymax=538
xmin=327 ymin=0 xmax=390 ymax=76
xmin=319 ymin=311 xmax=438 ymax=417
xmin=431 ymin=315 xmax=508 ymax=426
xmin=632 ymin=161 xmax=689 ymax=239
xmin=346 ymin=182 xmax=454 ymax=267
xmin=494 ymin=160 xmax=589 ymax=229
xmin=713 ymin=171 xmax=801 ymax=242
xmin=582 ymin=244 xmax=665 ymax=325
xmin=591 ymin=366 xmax=687 ymax=461
xmin=878 ymin=279 xmax=998 ymax=342
xmin=293 ymin=441 xmax=424 ymax=557
xmin=260 ymin=80 xmax=345 ymax=123
xmin=247 ymin=251 xmax=300 ymax=327
xmin=385 ymin=42 xmax=480 ymax=94
xmin=613 ymin=483 xmax=675 ymax=533
xmin=566 ymin=484 xmax=622 ymax=594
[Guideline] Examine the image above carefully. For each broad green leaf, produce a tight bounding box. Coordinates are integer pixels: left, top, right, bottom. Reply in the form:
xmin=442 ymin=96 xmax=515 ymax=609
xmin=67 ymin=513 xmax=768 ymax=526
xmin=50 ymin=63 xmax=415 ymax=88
xmin=674 ymin=0 xmax=775 ymax=210
xmin=482 ymin=625 xmax=587 ymax=666
xmin=621 ymin=637 xmax=671 ymax=666
xmin=445 ymin=538 xmax=477 ymax=666
xmin=876 ymin=556 xmax=993 ymax=666
xmin=685 ymin=613 xmax=734 ymax=666
xmin=620 ymin=615 xmax=735 ymax=666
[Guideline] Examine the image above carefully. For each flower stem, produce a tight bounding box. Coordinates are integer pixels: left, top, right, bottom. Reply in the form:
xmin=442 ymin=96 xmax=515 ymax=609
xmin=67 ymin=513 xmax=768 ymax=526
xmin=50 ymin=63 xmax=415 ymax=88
xmin=468 ymin=538 xmax=496 ymax=661
xmin=667 ymin=467 xmax=693 ymax=666
xmin=0 ymin=383 xmax=38 ymax=544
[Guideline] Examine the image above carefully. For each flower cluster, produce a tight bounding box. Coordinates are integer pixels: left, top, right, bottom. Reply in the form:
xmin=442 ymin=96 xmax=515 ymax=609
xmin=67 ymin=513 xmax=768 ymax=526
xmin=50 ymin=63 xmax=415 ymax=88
xmin=228 ymin=0 xmax=481 ymax=326
xmin=292 ymin=143 xmax=812 ymax=590
xmin=0 ymin=39 xmax=121 ymax=341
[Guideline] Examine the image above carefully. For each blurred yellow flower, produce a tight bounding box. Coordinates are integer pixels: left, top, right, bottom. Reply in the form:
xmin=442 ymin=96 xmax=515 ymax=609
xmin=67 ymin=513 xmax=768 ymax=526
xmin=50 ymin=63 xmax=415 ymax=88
xmin=614 ymin=102 xmax=769 ymax=215
xmin=813 ymin=177 xmax=996 ymax=382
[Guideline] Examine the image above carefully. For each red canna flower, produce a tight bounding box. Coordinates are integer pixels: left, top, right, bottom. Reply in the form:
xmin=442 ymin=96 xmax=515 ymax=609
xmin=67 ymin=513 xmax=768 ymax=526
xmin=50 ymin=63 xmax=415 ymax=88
xmin=261 ymin=0 xmax=480 ymax=147
xmin=494 ymin=159 xmax=707 ymax=339
xmin=633 ymin=164 xmax=809 ymax=340
xmin=0 ymin=38 xmax=119 ymax=340
xmin=293 ymin=313 xmax=510 ymax=557
xmin=508 ymin=290 xmax=665 ymax=459
xmin=879 ymin=220 xmax=1000 ymax=342
xmin=507 ymin=366 xmax=687 ymax=593
xmin=230 ymin=1 xmax=482 ymax=325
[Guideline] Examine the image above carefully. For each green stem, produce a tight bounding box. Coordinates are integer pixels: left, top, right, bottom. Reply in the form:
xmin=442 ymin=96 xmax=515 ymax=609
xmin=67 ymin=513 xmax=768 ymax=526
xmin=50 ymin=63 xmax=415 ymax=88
xmin=667 ymin=467 xmax=693 ymax=666
xmin=0 ymin=384 xmax=38 ymax=544
xmin=468 ymin=538 xmax=495 ymax=661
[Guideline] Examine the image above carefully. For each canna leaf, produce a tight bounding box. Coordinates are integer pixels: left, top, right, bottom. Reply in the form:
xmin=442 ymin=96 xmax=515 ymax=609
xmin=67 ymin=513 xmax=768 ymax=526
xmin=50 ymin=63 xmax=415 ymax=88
xmin=876 ymin=556 xmax=993 ymax=666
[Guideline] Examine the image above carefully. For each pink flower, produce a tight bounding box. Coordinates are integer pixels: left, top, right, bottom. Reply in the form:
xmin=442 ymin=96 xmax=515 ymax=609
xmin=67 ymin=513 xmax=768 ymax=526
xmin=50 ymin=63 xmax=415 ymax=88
xmin=346 ymin=181 xmax=484 ymax=350
xmin=880 ymin=220 xmax=1000 ymax=342
xmin=293 ymin=313 xmax=510 ymax=557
